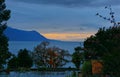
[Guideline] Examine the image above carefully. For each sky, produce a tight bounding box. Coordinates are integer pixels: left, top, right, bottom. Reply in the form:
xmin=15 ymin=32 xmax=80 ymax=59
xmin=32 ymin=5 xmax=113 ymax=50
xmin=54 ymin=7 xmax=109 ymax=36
xmin=6 ymin=0 xmax=120 ymax=41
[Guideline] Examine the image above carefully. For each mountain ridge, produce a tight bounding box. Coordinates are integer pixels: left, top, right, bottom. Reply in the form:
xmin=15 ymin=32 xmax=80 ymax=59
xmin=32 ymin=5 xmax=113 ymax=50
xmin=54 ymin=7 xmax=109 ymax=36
xmin=4 ymin=27 xmax=48 ymax=41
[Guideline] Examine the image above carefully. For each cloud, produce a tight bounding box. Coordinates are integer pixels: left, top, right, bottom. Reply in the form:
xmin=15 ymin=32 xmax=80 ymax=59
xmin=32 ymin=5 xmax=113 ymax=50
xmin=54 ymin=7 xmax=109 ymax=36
xmin=7 ymin=1 xmax=97 ymax=28
xmin=6 ymin=0 xmax=120 ymax=41
xmin=11 ymin=0 xmax=119 ymax=7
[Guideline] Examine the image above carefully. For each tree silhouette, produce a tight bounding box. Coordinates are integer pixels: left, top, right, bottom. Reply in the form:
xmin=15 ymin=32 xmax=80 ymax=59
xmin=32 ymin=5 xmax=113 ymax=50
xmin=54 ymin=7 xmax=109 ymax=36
xmin=84 ymin=6 xmax=120 ymax=76
xmin=33 ymin=41 xmax=49 ymax=67
xmin=0 ymin=0 xmax=11 ymax=69
xmin=47 ymin=47 xmax=70 ymax=68
xmin=8 ymin=55 xmax=18 ymax=69
xmin=72 ymin=46 xmax=83 ymax=69
xmin=33 ymin=41 xmax=70 ymax=68
xmin=96 ymin=5 xmax=117 ymax=26
xmin=17 ymin=49 xmax=33 ymax=68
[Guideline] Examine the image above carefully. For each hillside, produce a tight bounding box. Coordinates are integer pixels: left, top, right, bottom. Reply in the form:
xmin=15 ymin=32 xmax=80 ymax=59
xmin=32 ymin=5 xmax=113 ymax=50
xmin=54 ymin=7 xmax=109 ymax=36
xmin=4 ymin=27 xmax=48 ymax=41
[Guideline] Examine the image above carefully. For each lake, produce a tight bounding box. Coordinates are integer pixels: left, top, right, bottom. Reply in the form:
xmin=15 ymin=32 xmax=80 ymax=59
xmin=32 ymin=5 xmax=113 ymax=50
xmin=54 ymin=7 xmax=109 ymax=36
xmin=0 ymin=71 xmax=75 ymax=77
xmin=8 ymin=41 xmax=82 ymax=55
xmin=8 ymin=41 xmax=82 ymax=68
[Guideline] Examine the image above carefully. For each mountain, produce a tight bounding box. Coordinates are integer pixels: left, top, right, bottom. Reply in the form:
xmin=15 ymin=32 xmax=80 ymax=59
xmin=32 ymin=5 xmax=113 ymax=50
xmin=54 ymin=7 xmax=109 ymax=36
xmin=4 ymin=27 xmax=48 ymax=41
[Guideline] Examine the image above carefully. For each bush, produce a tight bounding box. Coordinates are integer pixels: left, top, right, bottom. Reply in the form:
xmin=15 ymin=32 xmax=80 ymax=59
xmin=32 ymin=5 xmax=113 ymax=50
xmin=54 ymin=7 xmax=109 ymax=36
xmin=8 ymin=56 xmax=18 ymax=69
xmin=82 ymin=60 xmax=92 ymax=77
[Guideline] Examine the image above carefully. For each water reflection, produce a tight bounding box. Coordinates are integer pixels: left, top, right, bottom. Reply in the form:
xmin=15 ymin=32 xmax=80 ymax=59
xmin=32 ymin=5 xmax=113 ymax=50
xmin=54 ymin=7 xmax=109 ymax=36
xmin=0 ymin=71 xmax=71 ymax=77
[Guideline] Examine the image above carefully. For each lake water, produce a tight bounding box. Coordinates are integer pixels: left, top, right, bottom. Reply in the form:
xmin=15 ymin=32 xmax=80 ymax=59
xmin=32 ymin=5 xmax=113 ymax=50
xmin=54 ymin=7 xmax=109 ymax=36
xmin=0 ymin=71 xmax=75 ymax=77
xmin=8 ymin=41 xmax=82 ymax=68
xmin=8 ymin=41 xmax=82 ymax=55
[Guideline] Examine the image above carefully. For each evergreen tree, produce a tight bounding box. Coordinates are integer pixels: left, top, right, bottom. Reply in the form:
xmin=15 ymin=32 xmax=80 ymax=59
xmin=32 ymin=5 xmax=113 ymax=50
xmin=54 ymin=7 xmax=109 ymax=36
xmin=17 ymin=49 xmax=33 ymax=68
xmin=0 ymin=0 xmax=11 ymax=69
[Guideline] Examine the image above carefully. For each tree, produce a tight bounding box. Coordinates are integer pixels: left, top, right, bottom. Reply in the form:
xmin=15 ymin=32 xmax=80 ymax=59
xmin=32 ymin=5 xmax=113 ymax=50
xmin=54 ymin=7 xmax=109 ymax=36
xmin=72 ymin=46 xmax=83 ymax=69
xmin=102 ymin=47 xmax=120 ymax=77
xmin=47 ymin=47 xmax=70 ymax=68
xmin=84 ymin=23 xmax=120 ymax=77
xmin=17 ymin=49 xmax=33 ymax=68
xmin=83 ymin=6 xmax=120 ymax=77
xmin=96 ymin=6 xmax=117 ymax=26
xmin=33 ymin=41 xmax=49 ymax=67
xmin=33 ymin=41 xmax=70 ymax=68
xmin=7 ymin=55 xmax=18 ymax=69
xmin=0 ymin=0 xmax=11 ymax=69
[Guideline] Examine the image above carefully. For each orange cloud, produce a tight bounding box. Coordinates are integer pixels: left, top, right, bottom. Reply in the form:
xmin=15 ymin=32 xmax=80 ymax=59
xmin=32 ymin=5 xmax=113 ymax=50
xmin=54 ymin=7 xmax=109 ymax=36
xmin=42 ymin=33 xmax=94 ymax=41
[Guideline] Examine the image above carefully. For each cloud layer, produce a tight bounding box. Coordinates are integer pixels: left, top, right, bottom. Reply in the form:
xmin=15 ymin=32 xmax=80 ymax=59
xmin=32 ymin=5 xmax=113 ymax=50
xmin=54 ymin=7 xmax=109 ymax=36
xmin=6 ymin=0 xmax=120 ymax=41
xmin=12 ymin=0 xmax=120 ymax=7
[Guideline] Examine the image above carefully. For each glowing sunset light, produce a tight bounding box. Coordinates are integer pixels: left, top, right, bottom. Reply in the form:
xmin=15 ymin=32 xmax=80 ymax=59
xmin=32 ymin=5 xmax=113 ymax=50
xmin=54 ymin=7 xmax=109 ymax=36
xmin=43 ymin=33 xmax=94 ymax=41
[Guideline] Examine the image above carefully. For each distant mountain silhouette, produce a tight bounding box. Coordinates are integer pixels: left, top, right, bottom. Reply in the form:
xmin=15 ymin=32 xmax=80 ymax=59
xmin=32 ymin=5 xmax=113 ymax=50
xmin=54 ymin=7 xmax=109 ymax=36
xmin=4 ymin=27 xmax=48 ymax=41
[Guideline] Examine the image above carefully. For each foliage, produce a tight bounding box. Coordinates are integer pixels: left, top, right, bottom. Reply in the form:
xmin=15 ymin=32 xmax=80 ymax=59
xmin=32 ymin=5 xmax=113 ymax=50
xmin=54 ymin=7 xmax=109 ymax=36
xmin=84 ymin=6 xmax=120 ymax=76
xmin=33 ymin=41 xmax=70 ymax=68
xmin=32 ymin=41 xmax=49 ymax=67
xmin=8 ymin=49 xmax=33 ymax=69
xmin=71 ymin=71 xmax=77 ymax=77
xmin=17 ymin=49 xmax=33 ymax=68
xmin=7 ymin=56 xmax=18 ymax=69
xmin=102 ymin=48 xmax=120 ymax=77
xmin=0 ymin=0 xmax=11 ymax=69
xmin=84 ymin=26 xmax=120 ymax=59
xmin=84 ymin=26 xmax=120 ymax=76
xmin=81 ymin=60 xmax=92 ymax=77
xmin=72 ymin=46 xmax=83 ymax=69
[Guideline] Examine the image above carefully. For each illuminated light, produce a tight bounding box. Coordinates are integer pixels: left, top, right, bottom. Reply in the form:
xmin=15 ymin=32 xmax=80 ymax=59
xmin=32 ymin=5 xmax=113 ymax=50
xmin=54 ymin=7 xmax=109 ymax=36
xmin=42 ymin=33 xmax=94 ymax=41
